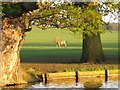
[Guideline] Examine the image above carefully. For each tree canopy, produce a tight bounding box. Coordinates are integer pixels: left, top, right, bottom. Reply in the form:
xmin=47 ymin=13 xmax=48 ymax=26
xmin=1 ymin=1 xmax=119 ymax=38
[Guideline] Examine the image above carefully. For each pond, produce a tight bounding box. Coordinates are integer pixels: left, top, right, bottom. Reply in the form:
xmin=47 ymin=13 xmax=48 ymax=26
xmin=30 ymin=80 xmax=119 ymax=89
xmin=1 ymin=75 xmax=119 ymax=89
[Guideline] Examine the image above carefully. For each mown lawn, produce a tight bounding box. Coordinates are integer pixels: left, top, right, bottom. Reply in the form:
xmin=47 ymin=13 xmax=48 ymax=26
xmin=20 ymin=26 xmax=118 ymax=64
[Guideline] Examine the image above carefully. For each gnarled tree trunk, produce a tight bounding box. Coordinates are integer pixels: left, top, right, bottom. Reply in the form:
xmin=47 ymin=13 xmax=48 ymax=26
xmin=81 ymin=33 xmax=105 ymax=64
xmin=0 ymin=2 xmax=46 ymax=85
xmin=0 ymin=17 xmax=27 ymax=85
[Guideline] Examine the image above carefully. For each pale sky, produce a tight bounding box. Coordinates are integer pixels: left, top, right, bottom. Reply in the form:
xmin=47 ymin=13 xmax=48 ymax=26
xmin=102 ymin=11 xmax=119 ymax=23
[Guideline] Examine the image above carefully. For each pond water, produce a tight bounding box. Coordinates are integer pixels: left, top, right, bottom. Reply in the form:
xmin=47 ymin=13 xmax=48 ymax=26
xmin=27 ymin=80 xmax=119 ymax=89
xmin=1 ymin=76 xmax=119 ymax=89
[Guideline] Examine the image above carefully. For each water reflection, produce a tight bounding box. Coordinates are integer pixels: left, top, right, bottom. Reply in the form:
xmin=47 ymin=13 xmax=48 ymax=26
xmin=30 ymin=75 xmax=119 ymax=89
xmin=30 ymin=80 xmax=119 ymax=89
xmin=1 ymin=76 xmax=119 ymax=89
xmin=32 ymin=82 xmax=84 ymax=88
xmin=0 ymin=83 xmax=35 ymax=90
xmin=100 ymin=80 xmax=119 ymax=88
xmin=0 ymin=80 xmax=119 ymax=90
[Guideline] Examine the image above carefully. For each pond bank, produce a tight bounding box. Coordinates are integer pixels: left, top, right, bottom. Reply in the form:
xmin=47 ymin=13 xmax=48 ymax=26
xmin=40 ymin=70 xmax=119 ymax=82
xmin=21 ymin=63 xmax=119 ymax=73
xmin=2 ymin=76 xmax=119 ymax=88
xmin=21 ymin=63 xmax=119 ymax=83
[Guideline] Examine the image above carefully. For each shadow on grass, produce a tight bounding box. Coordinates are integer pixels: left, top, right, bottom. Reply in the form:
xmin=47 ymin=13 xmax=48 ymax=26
xmin=21 ymin=42 xmax=118 ymax=64
xmin=23 ymin=42 xmax=82 ymax=47
xmin=20 ymin=48 xmax=82 ymax=63
xmin=102 ymin=43 xmax=118 ymax=48
xmin=23 ymin=42 xmax=118 ymax=48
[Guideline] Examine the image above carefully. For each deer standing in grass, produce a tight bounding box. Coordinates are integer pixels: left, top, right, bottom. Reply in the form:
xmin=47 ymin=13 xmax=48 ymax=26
xmin=54 ymin=39 xmax=67 ymax=48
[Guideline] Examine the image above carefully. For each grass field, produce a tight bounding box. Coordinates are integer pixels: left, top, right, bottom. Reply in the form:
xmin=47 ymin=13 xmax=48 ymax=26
xmin=20 ymin=26 xmax=118 ymax=64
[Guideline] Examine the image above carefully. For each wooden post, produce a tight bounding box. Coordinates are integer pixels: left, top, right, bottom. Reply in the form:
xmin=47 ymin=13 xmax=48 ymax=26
xmin=44 ymin=73 xmax=47 ymax=84
xmin=105 ymin=70 xmax=108 ymax=82
xmin=36 ymin=74 xmax=43 ymax=81
xmin=42 ymin=73 xmax=48 ymax=84
xmin=75 ymin=71 xmax=78 ymax=84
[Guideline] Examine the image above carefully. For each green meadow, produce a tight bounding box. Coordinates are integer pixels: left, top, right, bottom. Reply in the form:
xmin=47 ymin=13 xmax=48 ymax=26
xmin=20 ymin=26 xmax=118 ymax=63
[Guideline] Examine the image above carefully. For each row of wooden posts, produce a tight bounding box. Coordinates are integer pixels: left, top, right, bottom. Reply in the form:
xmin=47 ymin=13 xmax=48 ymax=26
xmin=40 ymin=70 xmax=108 ymax=84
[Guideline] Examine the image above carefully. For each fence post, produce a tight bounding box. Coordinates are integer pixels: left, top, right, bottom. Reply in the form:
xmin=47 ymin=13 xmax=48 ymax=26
xmin=105 ymin=70 xmax=108 ymax=82
xmin=75 ymin=71 xmax=78 ymax=84
xmin=44 ymin=73 xmax=47 ymax=84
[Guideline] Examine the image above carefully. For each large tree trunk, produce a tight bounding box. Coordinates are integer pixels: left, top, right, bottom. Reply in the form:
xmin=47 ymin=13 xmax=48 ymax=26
xmin=81 ymin=33 xmax=105 ymax=64
xmin=0 ymin=17 xmax=35 ymax=86
xmin=0 ymin=2 xmax=47 ymax=86
xmin=0 ymin=18 xmax=27 ymax=85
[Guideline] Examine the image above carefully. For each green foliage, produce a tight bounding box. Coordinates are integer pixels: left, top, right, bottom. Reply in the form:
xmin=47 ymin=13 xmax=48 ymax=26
xmin=63 ymin=68 xmax=70 ymax=72
xmin=66 ymin=6 xmax=106 ymax=37
xmin=3 ymin=2 xmax=117 ymax=37
xmin=27 ymin=68 xmax=38 ymax=76
xmin=2 ymin=2 xmax=38 ymax=18
xmin=62 ymin=66 xmax=119 ymax=72
xmin=60 ymin=66 xmax=120 ymax=72
xmin=26 ymin=3 xmax=106 ymax=37
xmin=2 ymin=3 xmax=24 ymax=17
xmin=22 ymin=2 xmax=37 ymax=11
xmin=44 ymin=4 xmax=106 ymax=37
xmin=0 ymin=4 xmax=4 ymax=16
xmin=103 ymin=2 xmax=119 ymax=11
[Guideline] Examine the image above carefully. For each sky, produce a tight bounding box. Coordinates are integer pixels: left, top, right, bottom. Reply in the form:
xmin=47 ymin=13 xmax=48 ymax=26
xmin=102 ymin=12 xmax=119 ymax=23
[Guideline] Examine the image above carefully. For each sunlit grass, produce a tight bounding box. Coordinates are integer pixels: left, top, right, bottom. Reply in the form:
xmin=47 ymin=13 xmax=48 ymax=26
xmin=21 ymin=26 xmax=118 ymax=63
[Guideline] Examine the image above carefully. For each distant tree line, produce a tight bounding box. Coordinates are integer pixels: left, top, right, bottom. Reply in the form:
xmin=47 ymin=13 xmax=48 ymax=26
xmin=105 ymin=23 xmax=119 ymax=31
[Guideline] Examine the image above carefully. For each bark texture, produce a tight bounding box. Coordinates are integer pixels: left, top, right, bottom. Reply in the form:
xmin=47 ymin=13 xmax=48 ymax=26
xmin=0 ymin=17 xmax=27 ymax=85
xmin=81 ymin=33 xmax=105 ymax=64
xmin=0 ymin=4 xmax=46 ymax=86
